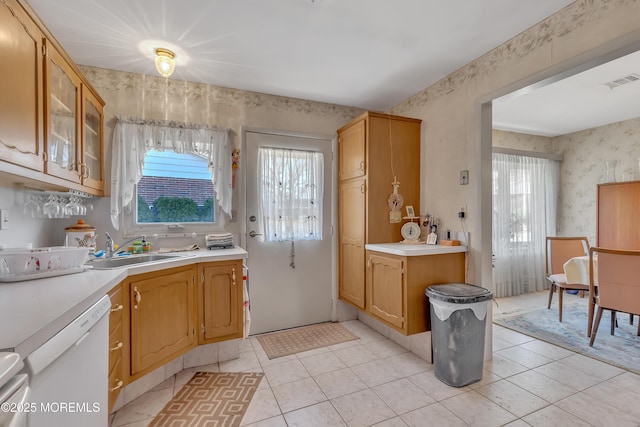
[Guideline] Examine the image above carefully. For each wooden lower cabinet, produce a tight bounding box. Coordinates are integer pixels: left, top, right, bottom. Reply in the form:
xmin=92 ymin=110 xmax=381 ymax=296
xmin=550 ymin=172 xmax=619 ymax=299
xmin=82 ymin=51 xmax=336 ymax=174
xmin=198 ymin=260 xmax=244 ymax=344
xmin=339 ymin=178 xmax=366 ymax=309
xmin=107 ymin=283 xmax=124 ymax=412
xmin=366 ymin=250 xmax=466 ymax=335
xmin=128 ymin=265 xmax=197 ymax=379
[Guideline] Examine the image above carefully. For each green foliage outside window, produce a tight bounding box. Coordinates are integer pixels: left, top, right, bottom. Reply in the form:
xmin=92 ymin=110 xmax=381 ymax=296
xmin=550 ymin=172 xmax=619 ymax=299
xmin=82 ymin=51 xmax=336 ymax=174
xmin=154 ymin=197 xmax=200 ymax=222
xmin=137 ymin=195 xmax=155 ymax=223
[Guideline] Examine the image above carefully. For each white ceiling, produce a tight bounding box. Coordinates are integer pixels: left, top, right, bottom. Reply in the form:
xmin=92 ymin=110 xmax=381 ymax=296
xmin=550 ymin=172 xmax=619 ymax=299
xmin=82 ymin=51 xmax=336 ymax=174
xmin=26 ymin=0 xmax=574 ymax=112
xmin=493 ymin=49 xmax=640 ymax=137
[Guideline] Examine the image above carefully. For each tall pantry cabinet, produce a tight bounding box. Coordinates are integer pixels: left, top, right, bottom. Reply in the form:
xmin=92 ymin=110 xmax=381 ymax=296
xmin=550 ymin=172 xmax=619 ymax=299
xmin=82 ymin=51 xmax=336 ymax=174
xmin=596 ymin=181 xmax=640 ymax=249
xmin=338 ymin=112 xmax=421 ymax=310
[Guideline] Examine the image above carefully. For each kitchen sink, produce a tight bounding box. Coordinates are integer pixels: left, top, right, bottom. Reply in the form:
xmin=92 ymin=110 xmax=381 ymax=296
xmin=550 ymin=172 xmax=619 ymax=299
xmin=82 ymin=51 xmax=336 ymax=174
xmin=87 ymin=254 xmax=184 ymax=270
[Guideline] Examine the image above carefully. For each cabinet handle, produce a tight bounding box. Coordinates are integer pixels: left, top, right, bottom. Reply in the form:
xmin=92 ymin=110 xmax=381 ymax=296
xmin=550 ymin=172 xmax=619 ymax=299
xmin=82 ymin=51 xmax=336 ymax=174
xmin=360 ymin=161 xmax=364 ymax=171
xmin=232 ymin=268 xmax=236 ymax=286
xmin=360 ymin=182 xmax=365 ymax=193
xmin=110 ymin=341 xmax=123 ymax=352
xmin=133 ymin=286 xmax=141 ymax=309
xmin=110 ymin=304 xmax=123 ymax=313
xmin=84 ymin=164 xmax=90 ymax=179
xmin=109 ymin=380 xmax=123 ymax=392
xmin=201 ymin=273 xmax=205 ymax=284
xmin=367 ymin=257 xmax=372 ymax=268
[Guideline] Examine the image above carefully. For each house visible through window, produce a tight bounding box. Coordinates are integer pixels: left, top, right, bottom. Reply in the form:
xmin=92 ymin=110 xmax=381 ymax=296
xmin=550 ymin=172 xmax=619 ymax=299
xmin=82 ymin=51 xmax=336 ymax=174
xmin=136 ymin=150 xmax=215 ymax=224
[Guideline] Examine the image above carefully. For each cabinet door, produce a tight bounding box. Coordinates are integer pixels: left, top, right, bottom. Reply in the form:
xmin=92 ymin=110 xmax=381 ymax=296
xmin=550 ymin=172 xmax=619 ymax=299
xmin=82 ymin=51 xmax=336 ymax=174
xmin=44 ymin=40 xmax=82 ymax=184
xmin=367 ymin=254 xmax=404 ymax=329
xmin=0 ymin=0 xmax=44 ymax=171
xmin=339 ymin=178 xmax=366 ymax=308
xmin=597 ymin=181 xmax=640 ymax=249
xmin=198 ymin=260 xmax=243 ymax=343
xmin=81 ymin=87 xmax=104 ymax=190
xmin=338 ymin=119 xmax=366 ymax=181
xmin=129 ymin=267 xmax=196 ymax=376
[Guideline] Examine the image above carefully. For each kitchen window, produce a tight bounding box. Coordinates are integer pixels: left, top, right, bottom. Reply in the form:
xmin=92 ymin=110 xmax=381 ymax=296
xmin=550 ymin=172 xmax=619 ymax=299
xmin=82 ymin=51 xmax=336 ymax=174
xmin=110 ymin=117 xmax=232 ymax=233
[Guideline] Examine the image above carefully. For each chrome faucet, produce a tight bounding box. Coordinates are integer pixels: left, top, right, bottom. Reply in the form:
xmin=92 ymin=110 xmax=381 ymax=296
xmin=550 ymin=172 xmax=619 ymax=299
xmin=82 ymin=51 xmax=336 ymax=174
xmin=104 ymin=232 xmax=147 ymax=258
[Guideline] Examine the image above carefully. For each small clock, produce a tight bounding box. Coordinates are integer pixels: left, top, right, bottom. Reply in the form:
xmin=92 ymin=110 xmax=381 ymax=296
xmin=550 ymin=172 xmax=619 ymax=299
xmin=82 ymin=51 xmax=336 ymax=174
xmin=401 ymin=222 xmax=421 ymax=241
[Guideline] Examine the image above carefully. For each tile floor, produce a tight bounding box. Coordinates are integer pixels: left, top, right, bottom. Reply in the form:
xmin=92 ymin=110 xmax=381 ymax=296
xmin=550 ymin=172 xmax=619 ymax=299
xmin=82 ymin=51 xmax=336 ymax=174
xmin=110 ymin=292 xmax=640 ymax=426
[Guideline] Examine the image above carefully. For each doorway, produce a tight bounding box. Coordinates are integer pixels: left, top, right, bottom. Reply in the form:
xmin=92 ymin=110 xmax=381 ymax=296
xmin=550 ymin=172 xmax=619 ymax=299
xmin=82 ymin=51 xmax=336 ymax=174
xmin=244 ymin=130 xmax=334 ymax=335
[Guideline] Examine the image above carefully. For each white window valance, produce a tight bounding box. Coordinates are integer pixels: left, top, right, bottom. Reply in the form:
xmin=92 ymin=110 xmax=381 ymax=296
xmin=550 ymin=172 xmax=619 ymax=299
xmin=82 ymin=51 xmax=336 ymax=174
xmin=110 ymin=116 xmax=232 ymax=230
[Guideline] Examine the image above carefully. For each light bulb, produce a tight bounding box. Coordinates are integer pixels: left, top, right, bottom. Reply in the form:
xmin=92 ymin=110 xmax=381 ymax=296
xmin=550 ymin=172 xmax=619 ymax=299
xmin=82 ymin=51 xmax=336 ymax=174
xmin=154 ymin=48 xmax=175 ymax=77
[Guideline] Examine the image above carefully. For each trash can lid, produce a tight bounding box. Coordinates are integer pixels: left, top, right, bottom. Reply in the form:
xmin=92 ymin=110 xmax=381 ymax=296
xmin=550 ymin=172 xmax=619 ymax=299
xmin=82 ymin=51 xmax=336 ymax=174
xmin=426 ymin=283 xmax=493 ymax=303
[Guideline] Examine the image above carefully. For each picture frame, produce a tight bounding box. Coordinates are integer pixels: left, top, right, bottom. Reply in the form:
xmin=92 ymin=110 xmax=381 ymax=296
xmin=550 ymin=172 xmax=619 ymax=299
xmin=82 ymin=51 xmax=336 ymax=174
xmin=405 ymin=205 xmax=415 ymax=218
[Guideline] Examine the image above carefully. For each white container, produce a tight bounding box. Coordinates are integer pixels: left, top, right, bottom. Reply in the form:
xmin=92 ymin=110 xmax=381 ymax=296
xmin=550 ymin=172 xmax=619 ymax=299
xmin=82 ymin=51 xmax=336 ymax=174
xmin=0 ymin=247 xmax=90 ymax=281
xmin=64 ymin=220 xmax=96 ymax=252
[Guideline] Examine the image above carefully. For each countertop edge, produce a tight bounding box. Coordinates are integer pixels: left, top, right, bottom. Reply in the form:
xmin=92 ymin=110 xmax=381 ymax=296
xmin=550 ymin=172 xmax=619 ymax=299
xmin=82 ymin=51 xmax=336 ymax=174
xmin=365 ymin=243 xmax=468 ymax=256
xmin=1 ymin=247 xmax=248 ymax=359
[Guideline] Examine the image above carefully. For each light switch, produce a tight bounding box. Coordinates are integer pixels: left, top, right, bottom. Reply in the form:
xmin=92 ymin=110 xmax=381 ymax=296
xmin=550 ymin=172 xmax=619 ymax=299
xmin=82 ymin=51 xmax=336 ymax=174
xmin=460 ymin=170 xmax=469 ymax=185
xmin=0 ymin=209 xmax=8 ymax=230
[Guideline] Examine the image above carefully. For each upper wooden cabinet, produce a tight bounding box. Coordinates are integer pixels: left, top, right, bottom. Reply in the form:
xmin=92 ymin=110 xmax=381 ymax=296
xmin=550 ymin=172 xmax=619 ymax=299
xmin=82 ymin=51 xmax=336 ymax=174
xmin=197 ymin=260 xmax=244 ymax=344
xmin=0 ymin=0 xmax=44 ymax=172
xmin=337 ymin=112 xmax=421 ymax=311
xmin=0 ymin=0 xmax=105 ymax=195
xmin=45 ymin=40 xmax=82 ymax=184
xmin=597 ymin=181 xmax=640 ymax=250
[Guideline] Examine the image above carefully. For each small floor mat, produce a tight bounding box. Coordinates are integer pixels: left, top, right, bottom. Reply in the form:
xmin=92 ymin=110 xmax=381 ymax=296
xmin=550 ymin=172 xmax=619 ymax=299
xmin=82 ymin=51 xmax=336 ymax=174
xmin=149 ymin=372 xmax=263 ymax=427
xmin=257 ymin=322 xmax=359 ymax=359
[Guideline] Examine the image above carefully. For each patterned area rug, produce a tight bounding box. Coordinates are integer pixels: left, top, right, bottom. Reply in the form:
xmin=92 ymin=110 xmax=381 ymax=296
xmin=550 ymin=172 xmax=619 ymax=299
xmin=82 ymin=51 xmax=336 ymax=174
xmin=494 ymin=304 xmax=640 ymax=374
xmin=149 ymin=372 xmax=263 ymax=427
xmin=257 ymin=322 xmax=359 ymax=359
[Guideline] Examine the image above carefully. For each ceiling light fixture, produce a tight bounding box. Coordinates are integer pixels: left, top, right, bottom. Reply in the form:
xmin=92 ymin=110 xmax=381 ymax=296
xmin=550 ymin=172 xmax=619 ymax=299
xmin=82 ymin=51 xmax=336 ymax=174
xmin=154 ymin=48 xmax=175 ymax=78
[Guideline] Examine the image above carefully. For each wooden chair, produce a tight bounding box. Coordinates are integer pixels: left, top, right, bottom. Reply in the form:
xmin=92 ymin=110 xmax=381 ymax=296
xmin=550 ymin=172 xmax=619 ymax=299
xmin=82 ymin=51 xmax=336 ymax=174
xmin=589 ymin=247 xmax=640 ymax=347
xmin=546 ymin=236 xmax=590 ymax=322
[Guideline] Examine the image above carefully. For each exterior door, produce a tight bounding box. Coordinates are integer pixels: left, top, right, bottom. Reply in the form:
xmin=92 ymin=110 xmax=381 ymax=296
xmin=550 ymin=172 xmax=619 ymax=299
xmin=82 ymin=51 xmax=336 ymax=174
xmin=245 ymin=130 xmax=333 ymax=334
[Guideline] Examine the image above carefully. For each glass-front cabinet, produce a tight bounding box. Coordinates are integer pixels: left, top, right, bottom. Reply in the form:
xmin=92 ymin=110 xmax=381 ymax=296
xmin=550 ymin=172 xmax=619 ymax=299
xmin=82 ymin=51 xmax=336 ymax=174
xmin=82 ymin=89 xmax=104 ymax=190
xmin=44 ymin=39 xmax=104 ymax=191
xmin=45 ymin=40 xmax=81 ymax=184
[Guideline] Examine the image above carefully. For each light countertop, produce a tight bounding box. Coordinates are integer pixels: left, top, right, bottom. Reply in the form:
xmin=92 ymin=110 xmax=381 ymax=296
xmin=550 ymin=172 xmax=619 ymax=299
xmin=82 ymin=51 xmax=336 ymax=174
xmin=0 ymin=247 xmax=247 ymax=359
xmin=365 ymin=243 xmax=468 ymax=256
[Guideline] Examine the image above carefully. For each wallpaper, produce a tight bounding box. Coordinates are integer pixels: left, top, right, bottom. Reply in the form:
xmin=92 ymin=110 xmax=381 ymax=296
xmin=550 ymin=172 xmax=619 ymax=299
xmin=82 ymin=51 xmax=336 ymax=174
xmin=493 ymin=120 xmax=640 ymax=246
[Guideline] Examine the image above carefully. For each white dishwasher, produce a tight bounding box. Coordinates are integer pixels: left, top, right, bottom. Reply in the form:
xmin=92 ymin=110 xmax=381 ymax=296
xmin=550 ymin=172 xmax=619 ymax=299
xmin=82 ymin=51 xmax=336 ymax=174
xmin=23 ymin=295 xmax=111 ymax=427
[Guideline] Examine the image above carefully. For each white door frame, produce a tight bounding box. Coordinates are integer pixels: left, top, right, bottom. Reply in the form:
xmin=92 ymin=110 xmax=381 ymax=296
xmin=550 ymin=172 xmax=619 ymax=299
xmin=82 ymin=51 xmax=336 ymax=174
xmin=240 ymin=126 xmax=338 ymax=322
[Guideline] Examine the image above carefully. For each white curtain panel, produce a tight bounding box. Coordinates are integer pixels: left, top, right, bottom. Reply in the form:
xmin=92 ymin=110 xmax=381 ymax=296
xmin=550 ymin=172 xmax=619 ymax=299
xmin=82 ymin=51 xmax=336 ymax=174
xmin=110 ymin=117 xmax=232 ymax=229
xmin=257 ymin=147 xmax=323 ymax=242
xmin=492 ymin=153 xmax=559 ymax=297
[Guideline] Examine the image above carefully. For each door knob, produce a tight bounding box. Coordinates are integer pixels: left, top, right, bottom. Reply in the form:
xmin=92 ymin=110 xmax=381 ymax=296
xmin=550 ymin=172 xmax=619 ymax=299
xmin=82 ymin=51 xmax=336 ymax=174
xmin=249 ymin=231 xmax=262 ymax=238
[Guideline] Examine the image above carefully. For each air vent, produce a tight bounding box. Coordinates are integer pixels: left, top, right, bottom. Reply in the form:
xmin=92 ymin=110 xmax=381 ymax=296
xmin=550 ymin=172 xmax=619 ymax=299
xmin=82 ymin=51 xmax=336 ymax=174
xmin=604 ymin=73 xmax=640 ymax=89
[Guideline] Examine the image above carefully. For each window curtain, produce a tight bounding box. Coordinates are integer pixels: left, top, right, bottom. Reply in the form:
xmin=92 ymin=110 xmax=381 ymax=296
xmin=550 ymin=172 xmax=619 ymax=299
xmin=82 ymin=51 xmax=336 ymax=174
xmin=492 ymin=153 xmax=559 ymax=298
xmin=257 ymin=147 xmax=323 ymax=242
xmin=110 ymin=116 xmax=232 ymax=230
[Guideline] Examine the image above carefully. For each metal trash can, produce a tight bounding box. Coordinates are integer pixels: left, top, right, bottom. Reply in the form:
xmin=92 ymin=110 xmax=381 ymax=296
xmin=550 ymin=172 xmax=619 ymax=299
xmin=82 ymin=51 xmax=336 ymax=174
xmin=426 ymin=283 xmax=493 ymax=387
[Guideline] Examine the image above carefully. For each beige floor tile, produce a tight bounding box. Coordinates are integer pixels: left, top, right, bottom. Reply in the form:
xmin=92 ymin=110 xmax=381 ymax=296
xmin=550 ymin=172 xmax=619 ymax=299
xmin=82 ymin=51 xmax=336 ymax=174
xmin=240 ymin=388 xmax=282 ymax=426
xmin=383 ymin=352 xmax=432 ymax=377
xmin=350 ymin=359 xmax=403 ymax=387
xmin=521 ymin=405 xmax=592 ymax=427
xmin=262 ymin=359 xmax=310 ymax=387
xmin=243 ymin=415 xmax=288 ymax=427
xmin=372 ymin=417 xmax=408 ymax=426
xmin=606 ymin=371 xmax=640 ymax=390
xmin=467 ymin=369 xmax=502 ymax=390
xmin=484 ymin=353 xmax=529 ymax=378
xmin=271 ymin=377 xmax=327 ymax=413
xmin=556 ymin=353 xmax=625 ymax=382
xmin=492 ymin=327 xmax=536 ymax=346
xmin=331 ymin=389 xmax=396 ymax=426
xmin=219 ymin=350 xmax=261 ymax=372
xmin=283 ymin=401 xmax=347 ymax=426
xmin=111 ymin=388 xmax=173 ymax=427
xmin=495 ymin=345 xmax=554 ymax=369
xmin=333 ymin=344 xmax=379 ymax=366
xmin=580 ymin=381 xmax=640 ymax=420
xmin=407 ymin=371 xmax=469 ymax=402
xmin=507 ymin=370 xmax=578 ymax=403
xmin=475 ymin=379 xmax=549 ymax=417
xmin=519 ymin=339 xmax=574 ymax=360
xmin=364 ymin=339 xmax=409 ymax=358
xmin=502 ymin=420 xmax=532 ymax=427
xmin=492 ymin=336 xmax=515 ymax=351
xmin=400 ymin=403 xmax=466 ymax=427
xmin=372 ymin=378 xmax=436 ymax=415
xmin=556 ymin=392 xmax=640 ymax=426
xmin=313 ymin=367 xmax=368 ymax=400
xmin=534 ymin=361 xmax=605 ymax=391
xmin=256 ymin=350 xmax=299 ymax=368
xmin=298 ymin=351 xmax=347 ymax=376
xmin=440 ymin=390 xmax=517 ymax=427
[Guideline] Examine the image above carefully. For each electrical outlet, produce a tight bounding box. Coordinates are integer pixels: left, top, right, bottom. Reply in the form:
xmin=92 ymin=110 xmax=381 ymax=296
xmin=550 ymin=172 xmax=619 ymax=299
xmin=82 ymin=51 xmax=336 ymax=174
xmin=0 ymin=209 xmax=8 ymax=230
xmin=460 ymin=170 xmax=469 ymax=185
